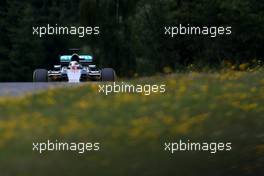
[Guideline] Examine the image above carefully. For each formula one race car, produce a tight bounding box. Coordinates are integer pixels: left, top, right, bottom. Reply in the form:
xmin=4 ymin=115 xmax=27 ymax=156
xmin=33 ymin=49 xmax=116 ymax=82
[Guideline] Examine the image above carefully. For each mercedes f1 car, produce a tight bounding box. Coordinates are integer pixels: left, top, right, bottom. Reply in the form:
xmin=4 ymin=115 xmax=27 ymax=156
xmin=33 ymin=50 xmax=116 ymax=82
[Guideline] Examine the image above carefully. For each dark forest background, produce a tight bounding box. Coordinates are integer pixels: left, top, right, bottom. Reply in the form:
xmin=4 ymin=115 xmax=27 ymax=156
xmin=0 ymin=0 xmax=263 ymax=81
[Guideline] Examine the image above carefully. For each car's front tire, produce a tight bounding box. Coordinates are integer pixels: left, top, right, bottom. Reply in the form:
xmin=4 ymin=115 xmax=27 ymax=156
xmin=33 ymin=69 xmax=48 ymax=82
xmin=101 ymin=68 xmax=116 ymax=82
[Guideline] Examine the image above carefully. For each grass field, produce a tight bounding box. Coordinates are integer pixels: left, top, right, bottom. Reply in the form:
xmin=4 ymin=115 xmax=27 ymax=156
xmin=0 ymin=71 xmax=264 ymax=176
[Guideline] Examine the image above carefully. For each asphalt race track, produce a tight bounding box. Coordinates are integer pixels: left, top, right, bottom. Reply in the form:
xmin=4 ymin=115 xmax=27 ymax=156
xmin=0 ymin=83 xmax=83 ymax=96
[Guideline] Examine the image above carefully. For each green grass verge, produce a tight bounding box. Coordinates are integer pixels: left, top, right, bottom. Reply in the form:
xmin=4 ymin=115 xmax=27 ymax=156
xmin=0 ymin=71 xmax=264 ymax=176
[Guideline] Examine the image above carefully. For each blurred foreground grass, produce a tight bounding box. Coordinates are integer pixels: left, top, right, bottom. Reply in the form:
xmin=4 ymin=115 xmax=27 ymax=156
xmin=0 ymin=71 xmax=264 ymax=176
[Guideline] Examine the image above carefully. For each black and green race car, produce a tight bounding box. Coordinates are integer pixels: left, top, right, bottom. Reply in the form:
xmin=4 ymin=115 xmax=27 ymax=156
xmin=33 ymin=49 xmax=116 ymax=82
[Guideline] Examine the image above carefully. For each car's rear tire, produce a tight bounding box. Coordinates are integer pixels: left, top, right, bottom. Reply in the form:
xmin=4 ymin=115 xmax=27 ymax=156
xmin=101 ymin=68 xmax=116 ymax=82
xmin=33 ymin=69 xmax=48 ymax=82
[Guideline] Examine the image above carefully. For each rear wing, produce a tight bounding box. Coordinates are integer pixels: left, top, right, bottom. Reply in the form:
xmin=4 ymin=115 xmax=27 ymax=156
xmin=60 ymin=55 xmax=93 ymax=66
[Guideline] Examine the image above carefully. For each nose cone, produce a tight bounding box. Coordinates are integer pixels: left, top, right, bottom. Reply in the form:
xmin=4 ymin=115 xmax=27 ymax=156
xmin=68 ymin=61 xmax=81 ymax=82
xmin=67 ymin=69 xmax=81 ymax=83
